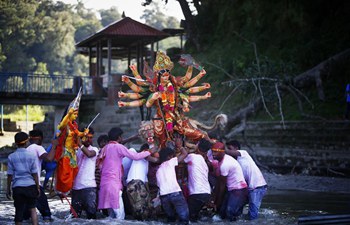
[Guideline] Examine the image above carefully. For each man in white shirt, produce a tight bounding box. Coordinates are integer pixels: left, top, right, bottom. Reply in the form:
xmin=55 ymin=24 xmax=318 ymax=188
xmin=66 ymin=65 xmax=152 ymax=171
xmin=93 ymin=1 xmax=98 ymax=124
xmin=156 ymin=136 xmax=189 ymax=224
xmin=183 ymin=138 xmax=211 ymax=222
xmin=126 ymin=143 xmax=158 ymax=220
xmin=212 ymin=141 xmax=248 ymax=221
xmin=225 ymin=140 xmax=267 ymax=220
xmin=71 ymin=127 xmax=99 ymax=219
xmin=24 ymin=129 xmax=57 ymax=222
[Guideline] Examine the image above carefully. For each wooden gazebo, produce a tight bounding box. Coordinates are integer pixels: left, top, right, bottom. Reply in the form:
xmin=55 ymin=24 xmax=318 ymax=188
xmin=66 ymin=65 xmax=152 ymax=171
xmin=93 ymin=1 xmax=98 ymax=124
xmin=76 ymin=17 xmax=170 ymax=103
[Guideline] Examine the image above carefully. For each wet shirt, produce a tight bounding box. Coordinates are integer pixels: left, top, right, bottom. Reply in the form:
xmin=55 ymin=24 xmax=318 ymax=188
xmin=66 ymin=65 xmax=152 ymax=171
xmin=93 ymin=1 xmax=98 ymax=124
xmin=126 ymin=154 xmax=149 ymax=184
xmin=7 ymin=148 xmax=38 ymax=188
xmin=26 ymin=143 xmax=46 ymax=182
xmin=156 ymin=157 xmax=182 ymax=196
xmin=73 ymin=145 xmax=99 ymax=190
xmin=184 ymin=153 xmax=211 ymax=195
xmin=219 ymin=154 xmax=247 ymax=191
xmin=237 ymin=150 xmax=267 ymax=190
xmin=122 ymin=148 xmax=136 ymax=186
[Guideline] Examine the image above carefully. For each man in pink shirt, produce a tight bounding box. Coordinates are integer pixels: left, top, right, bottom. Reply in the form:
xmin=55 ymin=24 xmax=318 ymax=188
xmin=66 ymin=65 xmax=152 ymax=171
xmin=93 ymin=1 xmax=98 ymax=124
xmin=184 ymin=138 xmax=212 ymax=222
xmin=97 ymin=127 xmax=154 ymax=219
xmin=226 ymin=140 xmax=267 ymax=220
xmin=212 ymin=142 xmax=248 ymax=221
xmin=156 ymin=136 xmax=189 ymax=224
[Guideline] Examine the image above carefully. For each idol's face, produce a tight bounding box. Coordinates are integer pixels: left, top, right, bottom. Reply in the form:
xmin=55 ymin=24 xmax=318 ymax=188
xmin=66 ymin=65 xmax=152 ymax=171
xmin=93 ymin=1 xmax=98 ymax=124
xmin=70 ymin=111 xmax=78 ymax=121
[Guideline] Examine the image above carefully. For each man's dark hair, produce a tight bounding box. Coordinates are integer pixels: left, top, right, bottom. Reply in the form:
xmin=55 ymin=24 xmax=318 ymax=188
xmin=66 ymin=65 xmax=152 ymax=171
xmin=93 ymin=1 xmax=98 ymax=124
xmin=15 ymin=132 xmax=29 ymax=146
xmin=29 ymin=129 xmax=43 ymax=139
xmin=97 ymin=134 xmax=109 ymax=147
xmin=80 ymin=127 xmax=94 ymax=135
xmin=88 ymin=127 xmax=94 ymax=135
xmin=226 ymin=140 xmax=241 ymax=150
xmin=198 ymin=138 xmax=212 ymax=153
xmin=140 ymin=143 xmax=149 ymax=152
xmin=108 ymin=127 xmax=123 ymax=141
xmin=158 ymin=147 xmax=174 ymax=164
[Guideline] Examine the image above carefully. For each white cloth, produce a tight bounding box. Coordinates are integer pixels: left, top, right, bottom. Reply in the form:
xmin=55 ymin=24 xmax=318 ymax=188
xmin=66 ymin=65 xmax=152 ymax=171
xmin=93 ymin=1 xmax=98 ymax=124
xmin=26 ymin=143 xmax=46 ymax=182
xmin=184 ymin=153 xmax=211 ymax=195
xmin=237 ymin=150 xmax=267 ymax=190
xmin=121 ymin=148 xmax=136 ymax=186
xmin=156 ymin=157 xmax=182 ymax=196
xmin=126 ymin=157 xmax=149 ymax=184
xmin=108 ymin=190 xmax=125 ymax=219
xmin=73 ymin=145 xmax=99 ymax=190
xmin=207 ymin=149 xmax=214 ymax=162
xmin=219 ymin=154 xmax=247 ymax=191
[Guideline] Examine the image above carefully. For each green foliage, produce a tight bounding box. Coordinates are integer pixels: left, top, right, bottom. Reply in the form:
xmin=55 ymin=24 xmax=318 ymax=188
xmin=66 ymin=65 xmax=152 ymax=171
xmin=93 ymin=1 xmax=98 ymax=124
xmin=73 ymin=2 xmax=102 ymax=43
xmin=141 ymin=0 xmax=180 ymax=30
xmin=0 ymin=0 xmax=102 ymax=75
xmin=99 ymin=7 xmax=122 ymax=27
xmin=185 ymin=0 xmax=350 ymax=120
xmin=34 ymin=62 xmax=49 ymax=74
xmin=3 ymin=105 xmax=46 ymax=121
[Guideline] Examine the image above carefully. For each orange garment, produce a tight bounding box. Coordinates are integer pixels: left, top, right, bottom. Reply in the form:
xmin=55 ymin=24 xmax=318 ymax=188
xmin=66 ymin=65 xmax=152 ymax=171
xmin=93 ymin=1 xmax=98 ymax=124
xmin=55 ymin=156 xmax=78 ymax=193
xmin=54 ymin=120 xmax=82 ymax=194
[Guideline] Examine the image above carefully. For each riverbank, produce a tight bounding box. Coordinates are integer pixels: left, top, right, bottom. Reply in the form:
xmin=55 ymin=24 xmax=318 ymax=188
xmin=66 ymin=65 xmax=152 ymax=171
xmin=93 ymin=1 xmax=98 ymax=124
xmin=263 ymin=172 xmax=350 ymax=194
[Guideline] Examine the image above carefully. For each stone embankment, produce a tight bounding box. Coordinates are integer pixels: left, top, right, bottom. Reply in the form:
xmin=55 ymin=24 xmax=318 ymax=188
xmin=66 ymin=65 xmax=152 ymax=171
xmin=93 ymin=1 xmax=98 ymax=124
xmin=235 ymin=120 xmax=350 ymax=177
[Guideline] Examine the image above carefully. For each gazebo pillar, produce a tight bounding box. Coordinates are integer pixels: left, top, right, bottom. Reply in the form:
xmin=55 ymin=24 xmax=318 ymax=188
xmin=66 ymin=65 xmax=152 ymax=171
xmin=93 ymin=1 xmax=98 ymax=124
xmin=88 ymin=47 xmax=92 ymax=76
xmin=150 ymin=42 xmax=155 ymax=66
xmin=98 ymin=40 xmax=103 ymax=75
xmin=128 ymin=47 xmax=131 ymax=74
xmin=137 ymin=42 xmax=141 ymax=73
xmin=108 ymin=38 xmax=112 ymax=76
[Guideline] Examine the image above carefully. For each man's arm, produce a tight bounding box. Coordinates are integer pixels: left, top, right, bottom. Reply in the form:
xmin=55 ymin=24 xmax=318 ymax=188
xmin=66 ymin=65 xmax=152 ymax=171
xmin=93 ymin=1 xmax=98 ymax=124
xmin=213 ymin=175 xmax=227 ymax=211
xmin=41 ymin=139 xmax=58 ymax=162
xmin=80 ymin=145 xmax=97 ymax=158
xmin=32 ymin=173 xmax=40 ymax=197
xmin=146 ymin=155 xmax=159 ymax=163
xmin=6 ymin=175 xmax=12 ymax=199
xmin=177 ymin=147 xmax=188 ymax=163
xmin=225 ymin=149 xmax=241 ymax=158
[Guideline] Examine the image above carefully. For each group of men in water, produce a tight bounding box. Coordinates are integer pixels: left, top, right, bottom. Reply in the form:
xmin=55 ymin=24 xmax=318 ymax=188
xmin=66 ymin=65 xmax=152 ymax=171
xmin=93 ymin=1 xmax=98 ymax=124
xmin=6 ymin=125 xmax=267 ymax=225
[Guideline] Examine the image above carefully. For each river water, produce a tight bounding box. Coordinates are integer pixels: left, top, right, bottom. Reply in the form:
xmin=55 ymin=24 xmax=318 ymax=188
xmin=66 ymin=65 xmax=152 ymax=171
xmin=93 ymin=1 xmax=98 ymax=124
xmin=1 ymin=171 xmax=349 ymax=225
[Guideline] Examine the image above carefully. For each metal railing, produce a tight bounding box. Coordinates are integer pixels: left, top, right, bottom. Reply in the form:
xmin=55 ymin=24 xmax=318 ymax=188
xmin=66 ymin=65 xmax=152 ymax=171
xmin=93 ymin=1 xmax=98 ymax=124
xmin=0 ymin=72 xmax=93 ymax=94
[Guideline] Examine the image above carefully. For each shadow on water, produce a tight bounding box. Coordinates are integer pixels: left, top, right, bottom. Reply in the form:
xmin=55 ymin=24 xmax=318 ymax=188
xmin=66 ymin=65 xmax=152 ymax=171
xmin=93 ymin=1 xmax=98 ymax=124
xmin=1 ymin=171 xmax=350 ymax=224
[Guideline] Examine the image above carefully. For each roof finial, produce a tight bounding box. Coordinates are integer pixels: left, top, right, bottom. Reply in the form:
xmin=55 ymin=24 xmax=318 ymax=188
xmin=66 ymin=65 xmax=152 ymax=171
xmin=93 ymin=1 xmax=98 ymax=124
xmin=122 ymin=11 xmax=126 ymax=18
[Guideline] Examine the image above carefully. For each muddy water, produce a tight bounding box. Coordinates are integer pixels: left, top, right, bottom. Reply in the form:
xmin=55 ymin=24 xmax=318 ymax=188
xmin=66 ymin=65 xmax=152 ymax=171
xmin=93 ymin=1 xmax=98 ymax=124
xmin=0 ymin=171 xmax=349 ymax=225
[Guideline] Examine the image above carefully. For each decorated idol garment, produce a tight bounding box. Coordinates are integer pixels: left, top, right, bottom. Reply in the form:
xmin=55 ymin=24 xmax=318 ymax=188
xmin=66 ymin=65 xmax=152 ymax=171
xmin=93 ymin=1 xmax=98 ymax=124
xmin=54 ymin=89 xmax=88 ymax=194
xmin=118 ymin=51 xmax=211 ymax=149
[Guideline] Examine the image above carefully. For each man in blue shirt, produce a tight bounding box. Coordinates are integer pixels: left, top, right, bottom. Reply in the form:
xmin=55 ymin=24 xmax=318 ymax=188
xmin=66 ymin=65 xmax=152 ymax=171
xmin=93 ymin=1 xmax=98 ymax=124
xmin=7 ymin=132 xmax=40 ymax=225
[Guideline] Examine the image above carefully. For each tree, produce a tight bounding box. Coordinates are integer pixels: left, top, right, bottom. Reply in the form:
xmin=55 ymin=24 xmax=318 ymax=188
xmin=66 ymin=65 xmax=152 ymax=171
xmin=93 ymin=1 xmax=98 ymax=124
xmin=72 ymin=1 xmax=102 ymax=42
xmin=37 ymin=10 xmax=76 ymax=74
xmin=141 ymin=1 xmax=179 ymax=30
xmin=141 ymin=0 xmax=201 ymax=50
xmin=221 ymin=48 xmax=350 ymax=139
xmin=99 ymin=7 xmax=122 ymax=27
xmin=0 ymin=0 xmax=40 ymax=72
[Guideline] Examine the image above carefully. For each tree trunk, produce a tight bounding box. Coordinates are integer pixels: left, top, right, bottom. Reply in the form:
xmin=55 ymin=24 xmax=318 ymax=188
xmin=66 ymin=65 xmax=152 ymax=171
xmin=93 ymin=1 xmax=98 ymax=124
xmin=177 ymin=0 xmax=201 ymax=51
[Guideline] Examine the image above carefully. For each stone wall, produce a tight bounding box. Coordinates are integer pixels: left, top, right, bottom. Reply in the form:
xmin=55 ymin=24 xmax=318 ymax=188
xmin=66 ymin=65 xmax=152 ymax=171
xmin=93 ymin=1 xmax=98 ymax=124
xmin=2 ymin=118 xmax=20 ymax=132
xmin=235 ymin=121 xmax=350 ymax=177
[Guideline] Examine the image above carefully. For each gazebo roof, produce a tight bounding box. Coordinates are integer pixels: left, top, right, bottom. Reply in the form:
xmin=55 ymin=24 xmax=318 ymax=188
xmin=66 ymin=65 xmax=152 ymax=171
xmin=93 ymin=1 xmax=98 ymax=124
xmin=76 ymin=17 xmax=170 ymax=48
